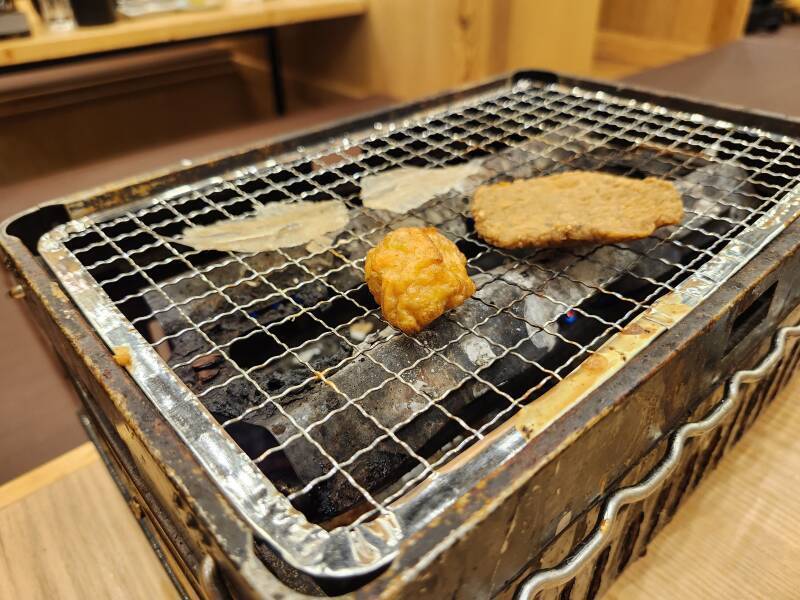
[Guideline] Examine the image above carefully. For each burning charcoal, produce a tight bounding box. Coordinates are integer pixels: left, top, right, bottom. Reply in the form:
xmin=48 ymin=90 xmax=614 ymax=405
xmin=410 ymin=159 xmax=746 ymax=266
xmin=138 ymin=136 xmax=757 ymax=522
xmin=245 ymin=243 xmax=651 ymax=519
xmin=196 ymin=368 xmax=220 ymax=383
xmin=240 ymin=150 xmax=755 ymax=520
xmin=192 ymin=353 xmax=222 ymax=370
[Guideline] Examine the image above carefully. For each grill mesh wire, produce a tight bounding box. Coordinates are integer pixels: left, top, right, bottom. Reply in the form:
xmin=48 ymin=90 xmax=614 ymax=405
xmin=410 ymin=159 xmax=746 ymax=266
xmin=58 ymin=81 xmax=800 ymax=528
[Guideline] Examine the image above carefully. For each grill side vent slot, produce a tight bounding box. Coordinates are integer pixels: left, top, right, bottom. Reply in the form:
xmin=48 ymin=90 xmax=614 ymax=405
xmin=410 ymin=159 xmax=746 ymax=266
xmin=726 ymin=282 xmax=777 ymax=352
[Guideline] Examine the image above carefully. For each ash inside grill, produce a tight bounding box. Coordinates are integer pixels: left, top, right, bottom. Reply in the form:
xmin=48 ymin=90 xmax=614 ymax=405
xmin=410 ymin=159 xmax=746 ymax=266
xmin=60 ymin=81 xmax=800 ymax=526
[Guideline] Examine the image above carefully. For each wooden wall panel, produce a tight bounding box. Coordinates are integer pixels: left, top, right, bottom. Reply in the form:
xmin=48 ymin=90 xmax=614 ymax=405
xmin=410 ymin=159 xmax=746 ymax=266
xmin=707 ymin=0 xmax=752 ymax=45
xmin=596 ymin=0 xmax=750 ymax=76
xmin=280 ymin=0 xmax=602 ymax=103
xmin=600 ymin=0 xmax=750 ymax=47
xmin=504 ymin=0 xmax=602 ymax=74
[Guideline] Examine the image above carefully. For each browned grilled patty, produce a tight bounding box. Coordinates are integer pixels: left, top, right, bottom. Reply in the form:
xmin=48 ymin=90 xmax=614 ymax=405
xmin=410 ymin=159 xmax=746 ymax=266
xmin=471 ymin=171 xmax=684 ymax=248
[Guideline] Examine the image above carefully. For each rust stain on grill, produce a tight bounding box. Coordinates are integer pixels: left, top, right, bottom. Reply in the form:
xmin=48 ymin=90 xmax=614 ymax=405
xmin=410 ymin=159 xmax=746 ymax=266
xmin=514 ymin=311 xmax=667 ymax=441
xmin=49 ymin=281 xmax=68 ymax=303
xmin=622 ymin=323 xmax=648 ymax=336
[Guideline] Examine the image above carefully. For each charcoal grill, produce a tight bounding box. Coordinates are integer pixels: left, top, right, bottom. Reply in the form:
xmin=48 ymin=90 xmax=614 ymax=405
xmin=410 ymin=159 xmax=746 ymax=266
xmin=4 ymin=71 xmax=800 ymax=599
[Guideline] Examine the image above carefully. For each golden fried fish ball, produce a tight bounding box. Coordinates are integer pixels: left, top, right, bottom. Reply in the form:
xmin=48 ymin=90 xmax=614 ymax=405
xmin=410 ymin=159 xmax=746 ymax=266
xmin=365 ymin=227 xmax=475 ymax=334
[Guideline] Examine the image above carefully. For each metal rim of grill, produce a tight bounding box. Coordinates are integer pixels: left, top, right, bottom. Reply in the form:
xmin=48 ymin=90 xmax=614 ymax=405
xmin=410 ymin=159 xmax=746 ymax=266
xmin=37 ymin=78 xmax=800 ymax=579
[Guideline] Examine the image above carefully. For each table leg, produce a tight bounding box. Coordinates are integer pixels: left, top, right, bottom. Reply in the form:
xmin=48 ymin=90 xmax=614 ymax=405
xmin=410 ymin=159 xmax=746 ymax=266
xmin=265 ymin=27 xmax=286 ymax=116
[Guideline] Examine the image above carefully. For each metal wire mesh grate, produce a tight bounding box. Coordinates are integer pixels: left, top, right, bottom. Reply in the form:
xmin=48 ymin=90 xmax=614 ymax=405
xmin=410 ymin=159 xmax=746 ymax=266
xmin=52 ymin=79 xmax=800 ymax=532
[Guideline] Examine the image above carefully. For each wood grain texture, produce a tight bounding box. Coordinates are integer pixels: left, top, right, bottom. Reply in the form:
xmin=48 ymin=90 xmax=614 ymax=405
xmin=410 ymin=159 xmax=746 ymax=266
xmin=2 ymin=376 xmax=799 ymax=598
xmin=0 ymin=0 xmax=366 ymax=67
xmin=608 ymin=371 xmax=800 ymax=600
xmin=596 ymin=0 xmax=750 ymax=74
xmin=600 ymin=0 xmax=750 ymax=46
xmin=279 ymin=0 xmax=602 ymax=102
xmin=590 ymin=57 xmax=644 ymax=80
xmin=0 ymin=448 xmax=178 ymax=600
xmin=0 ymin=41 xmax=265 ymax=184
xmin=503 ymin=0 xmax=602 ymax=75
xmin=595 ymin=30 xmax=708 ymax=70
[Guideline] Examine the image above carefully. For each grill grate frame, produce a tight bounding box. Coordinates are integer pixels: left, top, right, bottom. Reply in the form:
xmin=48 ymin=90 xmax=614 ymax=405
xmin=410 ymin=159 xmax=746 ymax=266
xmin=38 ymin=78 xmax=800 ymax=578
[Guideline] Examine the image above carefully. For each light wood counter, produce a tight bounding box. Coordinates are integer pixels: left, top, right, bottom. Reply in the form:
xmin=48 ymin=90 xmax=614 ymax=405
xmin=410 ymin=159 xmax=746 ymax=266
xmin=0 ymin=443 xmax=178 ymax=599
xmin=2 ymin=374 xmax=799 ymax=598
xmin=0 ymin=0 xmax=366 ymax=68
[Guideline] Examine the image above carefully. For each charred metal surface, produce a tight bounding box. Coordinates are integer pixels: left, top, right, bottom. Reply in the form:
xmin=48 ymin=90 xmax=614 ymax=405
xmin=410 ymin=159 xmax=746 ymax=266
xmin=495 ymin=323 xmax=800 ymax=600
xmin=0 ymin=233 xmax=303 ymax=599
xmin=354 ymin=218 xmax=800 ymax=599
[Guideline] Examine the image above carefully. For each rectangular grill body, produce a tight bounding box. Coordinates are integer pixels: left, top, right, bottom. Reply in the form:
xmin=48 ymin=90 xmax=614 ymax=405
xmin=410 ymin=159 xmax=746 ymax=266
xmin=3 ymin=71 xmax=800 ymax=599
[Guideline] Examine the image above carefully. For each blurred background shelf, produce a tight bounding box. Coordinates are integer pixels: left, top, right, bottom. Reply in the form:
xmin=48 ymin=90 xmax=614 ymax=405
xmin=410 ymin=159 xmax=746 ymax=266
xmin=0 ymin=0 xmax=366 ymax=67
xmin=0 ymin=0 xmax=755 ymax=184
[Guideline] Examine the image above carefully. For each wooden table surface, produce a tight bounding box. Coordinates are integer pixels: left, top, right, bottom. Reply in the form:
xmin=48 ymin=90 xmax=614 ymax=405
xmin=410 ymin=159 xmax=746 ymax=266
xmin=1 ymin=374 xmax=799 ymax=599
xmin=0 ymin=0 xmax=366 ymax=68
